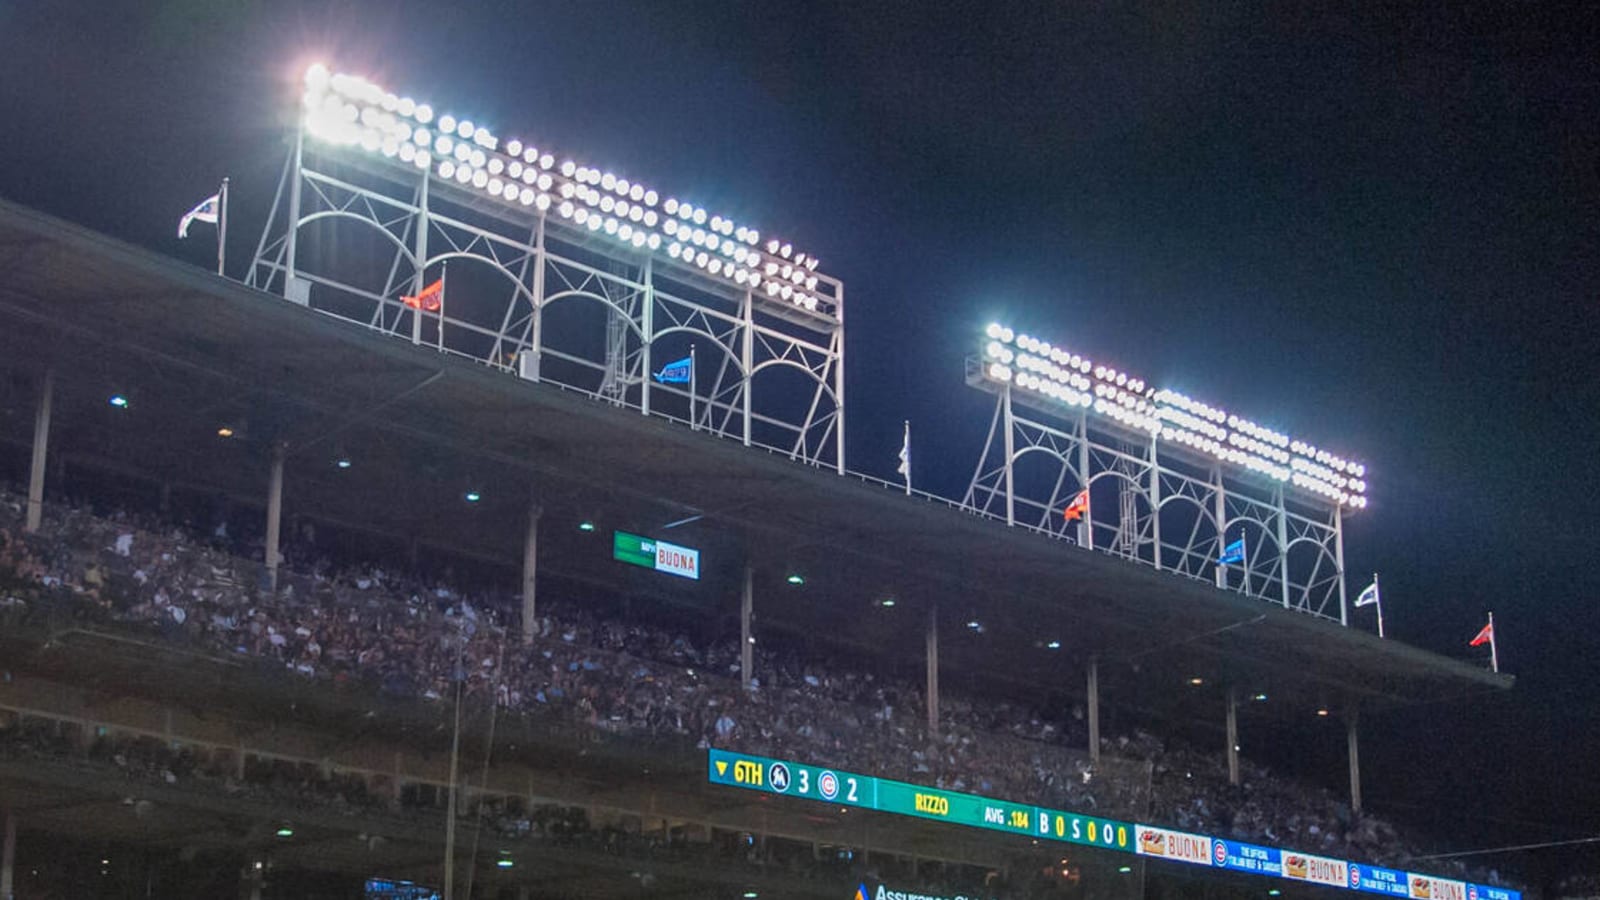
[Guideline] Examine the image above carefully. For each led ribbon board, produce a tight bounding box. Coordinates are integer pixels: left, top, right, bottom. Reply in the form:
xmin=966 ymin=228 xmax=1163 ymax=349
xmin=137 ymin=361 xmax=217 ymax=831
xmin=708 ymin=749 xmax=1518 ymax=900
xmin=613 ymin=530 xmax=700 ymax=580
xmin=977 ymin=323 xmax=1370 ymax=509
xmin=299 ymin=64 xmax=839 ymax=321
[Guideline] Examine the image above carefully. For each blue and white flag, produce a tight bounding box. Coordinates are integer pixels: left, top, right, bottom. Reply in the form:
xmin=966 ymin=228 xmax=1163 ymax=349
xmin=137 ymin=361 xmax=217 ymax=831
xmin=654 ymin=356 xmax=692 ymax=384
xmin=1218 ymin=536 xmax=1246 ymax=565
xmin=178 ymin=193 xmax=220 ymax=238
xmin=1355 ymin=579 xmax=1380 ymax=607
xmin=897 ymin=421 xmax=910 ymax=478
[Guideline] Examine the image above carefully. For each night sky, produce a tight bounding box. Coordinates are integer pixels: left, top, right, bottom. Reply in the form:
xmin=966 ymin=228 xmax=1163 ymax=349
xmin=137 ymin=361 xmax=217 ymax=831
xmin=2 ymin=0 xmax=1598 ymax=874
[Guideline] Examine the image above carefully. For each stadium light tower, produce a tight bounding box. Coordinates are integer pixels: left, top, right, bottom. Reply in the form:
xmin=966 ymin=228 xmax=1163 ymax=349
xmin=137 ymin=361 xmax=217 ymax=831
xmin=248 ymin=64 xmax=846 ymax=472
xmin=964 ymin=323 xmax=1365 ymax=623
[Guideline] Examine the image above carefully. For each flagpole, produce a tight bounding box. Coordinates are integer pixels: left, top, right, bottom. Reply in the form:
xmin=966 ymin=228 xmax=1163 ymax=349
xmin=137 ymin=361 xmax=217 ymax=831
xmin=1488 ymin=611 xmax=1498 ymax=673
xmin=438 ymin=261 xmax=447 ymax=352
xmin=1374 ymin=572 xmax=1385 ymax=639
xmin=216 ymin=177 xmax=229 ymax=277
xmin=689 ymin=344 xmax=697 ymax=431
xmin=903 ymin=419 xmax=911 ymax=496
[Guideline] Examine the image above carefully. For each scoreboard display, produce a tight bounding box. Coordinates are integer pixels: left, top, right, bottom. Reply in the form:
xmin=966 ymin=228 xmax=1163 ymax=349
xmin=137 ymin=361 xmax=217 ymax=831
xmin=708 ymin=749 xmax=1130 ymax=852
xmin=707 ymin=749 xmax=1520 ymax=900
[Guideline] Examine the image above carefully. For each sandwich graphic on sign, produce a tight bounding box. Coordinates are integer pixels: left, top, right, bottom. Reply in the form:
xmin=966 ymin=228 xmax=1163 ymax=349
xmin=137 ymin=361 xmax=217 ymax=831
xmin=1412 ymin=877 xmax=1433 ymax=898
xmin=1285 ymin=856 xmax=1308 ymax=879
xmin=1139 ymin=830 xmax=1165 ymax=855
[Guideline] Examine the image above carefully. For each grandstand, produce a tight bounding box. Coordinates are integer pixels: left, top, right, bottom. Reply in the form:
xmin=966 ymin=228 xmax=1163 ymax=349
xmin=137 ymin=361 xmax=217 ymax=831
xmin=0 ymin=187 xmax=1522 ymax=900
xmin=0 ymin=54 xmax=1528 ymax=899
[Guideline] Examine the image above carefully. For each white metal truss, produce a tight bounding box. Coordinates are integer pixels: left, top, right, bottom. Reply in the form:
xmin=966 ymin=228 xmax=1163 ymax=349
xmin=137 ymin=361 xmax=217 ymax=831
xmin=962 ymin=360 xmax=1348 ymax=624
xmin=247 ymin=132 xmax=845 ymax=471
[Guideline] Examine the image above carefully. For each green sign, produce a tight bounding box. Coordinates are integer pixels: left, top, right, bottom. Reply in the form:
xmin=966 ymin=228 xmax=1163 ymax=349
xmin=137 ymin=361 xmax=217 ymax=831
xmin=613 ymin=530 xmax=701 ymax=580
xmin=706 ymin=748 xmax=1129 ymax=850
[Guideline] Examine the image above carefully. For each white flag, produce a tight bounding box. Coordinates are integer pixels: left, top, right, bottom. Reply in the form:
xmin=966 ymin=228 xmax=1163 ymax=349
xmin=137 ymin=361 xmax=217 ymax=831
xmin=897 ymin=421 xmax=910 ymax=478
xmin=1355 ymin=579 xmax=1380 ymax=607
xmin=178 ymin=193 xmax=220 ymax=238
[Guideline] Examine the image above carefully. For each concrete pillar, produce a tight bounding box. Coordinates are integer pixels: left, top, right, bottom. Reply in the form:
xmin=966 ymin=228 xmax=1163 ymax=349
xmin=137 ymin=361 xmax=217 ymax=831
xmin=25 ymin=370 xmax=53 ymax=533
xmin=239 ymin=860 xmax=263 ymax=900
xmin=1226 ymin=687 xmax=1240 ymax=786
xmin=264 ymin=443 xmax=285 ymax=590
xmin=520 ymin=499 xmax=542 ymax=644
xmin=2 ymin=808 xmax=16 ymax=900
xmin=740 ymin=566 xmax=754 ymax=690
xmin=925 ymin=606 xmax=939 ymax=733
xmin=1347 ymin=704 xmax=1362 ymax=814
xmin=1086 ymin=657 xmax=1100 ymax=763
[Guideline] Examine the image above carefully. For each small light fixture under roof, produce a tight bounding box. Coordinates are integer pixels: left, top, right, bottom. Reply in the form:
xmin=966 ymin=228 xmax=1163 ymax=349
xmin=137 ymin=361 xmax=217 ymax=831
xmin=1046 ymin=640 xmax=1061 ymax=650
xmin=1253 ymin=692 xmax=1268 ymax=702
xmin=743 ymin=893 xmax=759 ymax=899
xmin=876 ymin=597 xmax=895 ymax=608
xmin=275 ymin=826 xmax=294 ymax=838
xmin=1118 ymin=866 xmax=1132 ymax=874
xmin=217 ymin=427 xmax=234 ymax=438
xmin=1189 ymin=677 xmax=1204 ymax=686
xmin=785 ymin=573 xmax=804 ymax=586
xmin=966 ymin=620 xmax=982 ymax=632
xmin=496 ymin=858 xmax=514 ymax=869
xmin=578 ymin=520 xmax=596 ymax=533
xmin=108 ymin=394 xmax=129 ymax=408
xmin=464 ymin=490 xmax=482 ymax=503
xmin=1316 ymin=707 xmax=1330 ymax=717
xmin=335 ymin=456 xmax=352 ymax=469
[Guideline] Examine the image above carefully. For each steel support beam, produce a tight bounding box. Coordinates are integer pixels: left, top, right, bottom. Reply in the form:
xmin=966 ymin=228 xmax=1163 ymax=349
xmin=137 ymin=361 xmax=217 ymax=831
xmin=521 ymin=499 xmax=542 ymax=644
xmin=1347 ymin=704 xmax=1362 ymax=814
xmin=264 ymin=443 xmax=285 ymax=590
xmin=740 ymin=566 xmax=754 ymax=690
xmin=1226 ymin=687 xmax=1240 ymax=786
xmin=926 ymin=606 xmax=940 ymax=733
xmin=1 ymin=808 xmax=15 ymax=900
xmin=1086 ymin=657 xmax=1100 ymax=763
xmin=25 ymin=369 xmax=52 ymax=533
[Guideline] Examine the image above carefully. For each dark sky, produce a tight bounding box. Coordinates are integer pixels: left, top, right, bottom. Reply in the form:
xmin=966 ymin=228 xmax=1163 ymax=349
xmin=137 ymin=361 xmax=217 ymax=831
xmin=3 ymin=0 xmax=1598 ymax=869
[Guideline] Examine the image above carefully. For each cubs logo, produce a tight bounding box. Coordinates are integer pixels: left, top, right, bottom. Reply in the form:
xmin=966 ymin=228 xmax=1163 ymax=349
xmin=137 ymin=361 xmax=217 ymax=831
xmin=1214 ymin=842 xmax=1227 ymax=865
xmin=819 ymin=770 xmax=839 ymax=800
xmin=1351 ymin=866 xmax=1362 ymax=888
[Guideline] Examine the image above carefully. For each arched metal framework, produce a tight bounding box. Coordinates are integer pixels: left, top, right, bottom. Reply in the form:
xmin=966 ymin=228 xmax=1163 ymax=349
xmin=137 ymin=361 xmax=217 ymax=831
xmin=962 ymin=360 xmax=1349 ymax=624
xmin=247 ymin=131 xmax=845 ymax=472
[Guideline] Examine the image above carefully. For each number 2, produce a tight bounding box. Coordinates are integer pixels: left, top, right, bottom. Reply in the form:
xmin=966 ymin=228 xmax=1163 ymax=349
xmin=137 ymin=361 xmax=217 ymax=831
xmin=847 ymin=778 xmax=858 ymax=802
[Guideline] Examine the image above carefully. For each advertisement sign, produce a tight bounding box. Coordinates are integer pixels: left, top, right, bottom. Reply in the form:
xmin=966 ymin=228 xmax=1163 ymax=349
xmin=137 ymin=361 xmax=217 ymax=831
xmin=706 ymin=749 xmax=1519 ymax=900
xmin=1283 ymin=852 xmax=1350 ymax=888
xmin=1350 ymin=863 xmax=1411 ymax=897
xmin=612 ymin=530 xmax=700 ymax=580
xmin=1216 ymin=840 xmax=1282 ymax=877
xmin=1134 ymin=825 xmax=1213 ymax=866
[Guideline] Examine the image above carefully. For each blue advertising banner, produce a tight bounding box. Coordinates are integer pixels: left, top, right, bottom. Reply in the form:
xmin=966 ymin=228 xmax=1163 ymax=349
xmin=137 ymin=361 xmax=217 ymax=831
xmin=1216 ymin=840 xmax=1283 ymax=877
xmin=1349 ymin=863 xmax=1410 ymax=897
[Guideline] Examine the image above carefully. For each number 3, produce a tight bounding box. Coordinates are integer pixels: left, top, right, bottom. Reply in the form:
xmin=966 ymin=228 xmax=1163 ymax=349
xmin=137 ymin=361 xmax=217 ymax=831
xmin=799 ymin=770 xmax=810 ymax=794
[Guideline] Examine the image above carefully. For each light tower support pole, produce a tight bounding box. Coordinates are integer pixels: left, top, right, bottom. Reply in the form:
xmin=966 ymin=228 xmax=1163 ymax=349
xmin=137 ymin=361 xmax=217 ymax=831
xmin=1077 ymin=408 xmax=1092 ymax=549
xmin=834 ymin=290 xmax=846 ymax=474
xmin=1149 ymin=437 xmax=1161 ymax=571
xmin=1213 ymin=467 xmax=1227 ymax=589
xmin=284 ymin=126 xmax=304 ymax=297
xmin=1002 ymin=386 xmax=1016 ymax=526
xmin=412 ymin=166 xmax=430 ymax=345
xmin=25 ymin=369 xmax=52 ymax=533
xmin=1277 ymin=486 xmax=1291 ymax=608
xmin=1335 ymin=505 xmax=1349 ymax=627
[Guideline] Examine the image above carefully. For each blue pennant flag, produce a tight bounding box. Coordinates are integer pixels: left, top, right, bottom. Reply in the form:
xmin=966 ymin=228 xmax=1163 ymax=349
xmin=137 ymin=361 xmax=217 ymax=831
xmin=654 ymin=356 xmax=692 ymax=384
xmin=1218 ymin=536 xmax=1246 ymax=565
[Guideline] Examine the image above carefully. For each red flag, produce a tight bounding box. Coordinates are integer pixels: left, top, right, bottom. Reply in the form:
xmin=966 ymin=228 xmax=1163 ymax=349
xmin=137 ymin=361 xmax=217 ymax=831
xmin=1469 ymin=620 xmax=1494 ymax=647
xmin=1063 ymin=489 xmax=1089 ymax=521
xmin=402 ymin=278 xmax=443 ymax=311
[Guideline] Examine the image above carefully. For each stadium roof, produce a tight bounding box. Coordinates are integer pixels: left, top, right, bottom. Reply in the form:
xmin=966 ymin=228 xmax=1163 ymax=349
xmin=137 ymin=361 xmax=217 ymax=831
xmin=0 ymin=197 xmax=1512 ymax=727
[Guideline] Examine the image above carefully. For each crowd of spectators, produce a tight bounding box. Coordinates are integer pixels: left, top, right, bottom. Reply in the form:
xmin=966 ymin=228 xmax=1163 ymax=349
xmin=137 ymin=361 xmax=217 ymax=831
xmin=0 ymin=483 xmax=1507 ymax=886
